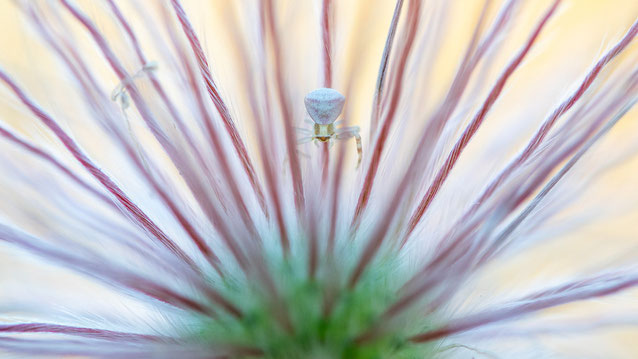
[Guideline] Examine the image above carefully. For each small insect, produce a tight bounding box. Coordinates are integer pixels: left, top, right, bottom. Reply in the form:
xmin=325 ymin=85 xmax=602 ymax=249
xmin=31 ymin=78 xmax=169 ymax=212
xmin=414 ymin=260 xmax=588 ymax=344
xmin=298 ymin=88 xmax=362 ymax=168
xmin=111 ymin=61 xmax=158 ymax=110
xmin=110 ymin=62 xmax=158 ymax=172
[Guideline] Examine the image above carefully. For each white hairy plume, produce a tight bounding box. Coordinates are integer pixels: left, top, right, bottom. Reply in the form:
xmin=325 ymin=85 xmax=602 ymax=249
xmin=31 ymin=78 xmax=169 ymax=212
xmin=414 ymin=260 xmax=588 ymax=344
xmin=0 ymin=0 xmax=637 ymax=358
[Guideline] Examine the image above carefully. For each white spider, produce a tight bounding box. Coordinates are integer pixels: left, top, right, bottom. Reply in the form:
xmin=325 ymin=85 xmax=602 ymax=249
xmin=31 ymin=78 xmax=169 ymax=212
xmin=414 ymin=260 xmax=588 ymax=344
xmin=297 ymin=88 xmax=362 ymax=168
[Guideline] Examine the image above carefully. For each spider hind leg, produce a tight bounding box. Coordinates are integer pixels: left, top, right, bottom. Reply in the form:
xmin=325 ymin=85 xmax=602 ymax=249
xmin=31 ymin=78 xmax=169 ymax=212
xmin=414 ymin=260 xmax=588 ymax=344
xmin=335 ymin=126 xmax=362 ymax=168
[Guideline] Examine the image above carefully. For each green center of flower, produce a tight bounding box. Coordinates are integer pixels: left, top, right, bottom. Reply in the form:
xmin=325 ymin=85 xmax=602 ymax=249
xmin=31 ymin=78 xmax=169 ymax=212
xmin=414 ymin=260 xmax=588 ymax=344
xmin=192 ymin=250 xmax=437 ymax=358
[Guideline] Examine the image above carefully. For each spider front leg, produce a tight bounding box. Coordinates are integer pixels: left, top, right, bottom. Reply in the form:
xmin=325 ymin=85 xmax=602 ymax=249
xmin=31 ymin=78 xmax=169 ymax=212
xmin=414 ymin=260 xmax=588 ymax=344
xmin=297 ymin=135 xmax=316 ymax=145
xmin=335 ymin=126 xmax=362 ymax=168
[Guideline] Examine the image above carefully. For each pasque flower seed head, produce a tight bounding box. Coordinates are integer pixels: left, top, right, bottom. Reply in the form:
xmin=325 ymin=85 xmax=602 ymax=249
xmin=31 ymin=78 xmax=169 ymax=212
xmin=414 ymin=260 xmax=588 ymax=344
xmin=0 ymin=0 xmax=637 ymax=358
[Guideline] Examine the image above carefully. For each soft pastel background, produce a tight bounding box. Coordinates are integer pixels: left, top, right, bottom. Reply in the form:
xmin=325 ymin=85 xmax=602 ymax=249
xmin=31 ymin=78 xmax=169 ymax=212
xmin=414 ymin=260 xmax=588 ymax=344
xmin=0 ymin=0 xmax=637 ymax=357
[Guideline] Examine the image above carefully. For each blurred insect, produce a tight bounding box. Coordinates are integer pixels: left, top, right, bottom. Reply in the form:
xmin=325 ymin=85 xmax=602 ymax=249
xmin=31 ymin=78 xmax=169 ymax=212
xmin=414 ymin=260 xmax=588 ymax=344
xmin=297 ymin=88 xmax=362 ymax=168
xmin=110 ymin=62 xmax=157 ymax=171
xmin=111 ymin=61 xmax=158 ymax=110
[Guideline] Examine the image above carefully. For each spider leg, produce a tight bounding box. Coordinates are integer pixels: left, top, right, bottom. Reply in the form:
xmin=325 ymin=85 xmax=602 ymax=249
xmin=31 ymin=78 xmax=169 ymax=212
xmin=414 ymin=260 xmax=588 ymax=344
xmin=334 ymin=125 xmax=360 ymax=134
xmin=297 ymin=136 xmax=316 ymax=145
xmin=335 ymin=126 xmax=362 ymax=168
xmin=294 ymin=126 xmax=313 ymax=134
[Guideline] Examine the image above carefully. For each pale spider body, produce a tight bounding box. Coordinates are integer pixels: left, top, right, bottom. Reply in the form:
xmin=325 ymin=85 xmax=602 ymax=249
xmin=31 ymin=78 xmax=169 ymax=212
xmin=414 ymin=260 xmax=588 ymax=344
xmin=312 ymin=123 xmax=335 ymax=143
xmin=299 ymin=88 xmax=362 ymax=167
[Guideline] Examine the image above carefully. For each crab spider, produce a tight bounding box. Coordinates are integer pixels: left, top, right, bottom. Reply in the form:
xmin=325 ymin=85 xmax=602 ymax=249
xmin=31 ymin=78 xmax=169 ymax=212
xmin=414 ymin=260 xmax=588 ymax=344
xmin=298 ymin=88 xmax=362 ymax=168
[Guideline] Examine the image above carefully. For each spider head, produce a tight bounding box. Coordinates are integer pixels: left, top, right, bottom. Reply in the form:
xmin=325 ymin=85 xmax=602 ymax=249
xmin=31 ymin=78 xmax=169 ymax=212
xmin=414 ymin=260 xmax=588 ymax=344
xmin=304 ymin=88 xmax=345 ymax=125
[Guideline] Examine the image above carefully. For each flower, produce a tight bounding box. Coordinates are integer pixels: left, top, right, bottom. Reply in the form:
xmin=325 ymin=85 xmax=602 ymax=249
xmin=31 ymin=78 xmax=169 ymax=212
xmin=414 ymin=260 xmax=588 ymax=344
xmin=0 ymin=0 xmax=637 ymax=358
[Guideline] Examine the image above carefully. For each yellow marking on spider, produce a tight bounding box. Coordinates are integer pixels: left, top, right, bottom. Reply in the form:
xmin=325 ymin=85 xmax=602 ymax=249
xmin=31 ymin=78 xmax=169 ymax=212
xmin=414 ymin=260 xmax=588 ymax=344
xmin=299 ymin=88 xmax=362 ymax=168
